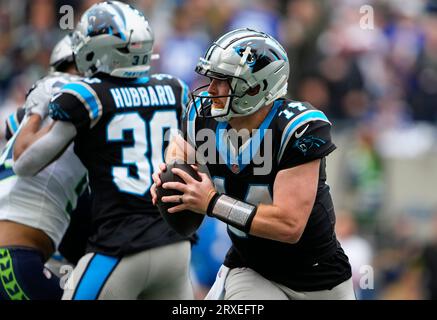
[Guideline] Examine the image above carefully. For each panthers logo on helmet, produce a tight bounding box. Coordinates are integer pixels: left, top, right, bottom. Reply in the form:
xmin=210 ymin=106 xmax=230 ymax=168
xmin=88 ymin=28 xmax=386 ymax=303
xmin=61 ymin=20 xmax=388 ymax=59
xmin=86 ymin=6 xmax=126 ymax=40
xmin=234 ymin=39 xmax=284 ymax=73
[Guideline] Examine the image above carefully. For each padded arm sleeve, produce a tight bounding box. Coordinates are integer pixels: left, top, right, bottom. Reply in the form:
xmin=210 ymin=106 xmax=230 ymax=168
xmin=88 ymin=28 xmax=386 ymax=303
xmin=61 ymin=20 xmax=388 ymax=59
xmin=13 ymin=121 xmax=77 ymax=176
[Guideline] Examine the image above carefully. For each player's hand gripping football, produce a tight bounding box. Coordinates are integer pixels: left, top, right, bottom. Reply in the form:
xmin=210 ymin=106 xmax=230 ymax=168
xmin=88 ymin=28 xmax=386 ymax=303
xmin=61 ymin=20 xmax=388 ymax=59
xmin=151 ymin=163 xmax=167 ymax=205
xmin=151 ymin=164 xmax=217 ymax=215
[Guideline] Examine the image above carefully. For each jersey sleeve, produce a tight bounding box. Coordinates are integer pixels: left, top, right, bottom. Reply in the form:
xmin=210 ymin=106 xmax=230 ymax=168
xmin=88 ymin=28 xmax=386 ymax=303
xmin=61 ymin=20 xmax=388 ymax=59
xmin=277 ymin=110 xmax=336 ymax=171
xmin=5 ymin=107 xmax=25 ymax=141
xmin=48 ymin=81 xmax=103 ymax=133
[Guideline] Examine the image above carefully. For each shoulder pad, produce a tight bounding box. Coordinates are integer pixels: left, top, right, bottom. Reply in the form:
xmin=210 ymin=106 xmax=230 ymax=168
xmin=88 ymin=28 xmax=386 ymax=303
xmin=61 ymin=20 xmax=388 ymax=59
xmin=58 ymin=80 xmax=103 ymax=125
xmin=276 ymin=99 xmax=317 ymax=123
xmin=276 ymin=100 xmax=329 ymax=129
xmin=276 ymin=100 xmax=331 ymax=158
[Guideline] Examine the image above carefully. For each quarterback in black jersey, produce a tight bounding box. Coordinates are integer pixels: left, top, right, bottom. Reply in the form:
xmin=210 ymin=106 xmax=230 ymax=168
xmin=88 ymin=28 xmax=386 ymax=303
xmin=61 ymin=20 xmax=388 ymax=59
xmin=152 ymin=28 xmax=354 ymax=299
xmin=14 ymin=2 xmax=193 ymax=300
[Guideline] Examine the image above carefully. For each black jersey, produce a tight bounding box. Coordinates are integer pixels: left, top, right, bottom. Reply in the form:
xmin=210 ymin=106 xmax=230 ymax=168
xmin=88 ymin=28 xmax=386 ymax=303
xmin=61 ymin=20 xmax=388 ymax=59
xmin=5 ymin=108 xmax=25 ymax=141
xmin=183 ymin=96 xmax=352 ymax=291
xmin=49 ymin=73 xmax=190 ymax=256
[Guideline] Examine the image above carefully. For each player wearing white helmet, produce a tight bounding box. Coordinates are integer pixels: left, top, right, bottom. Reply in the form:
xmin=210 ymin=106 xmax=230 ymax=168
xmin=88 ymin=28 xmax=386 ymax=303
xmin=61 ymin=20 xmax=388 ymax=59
xmin=0 ymin=34 xmax=88 ymax=300
xmin=13 ymin=1 xmax=193 ymax=300
xmin=151 ymin=28 xmax=355 ymax=300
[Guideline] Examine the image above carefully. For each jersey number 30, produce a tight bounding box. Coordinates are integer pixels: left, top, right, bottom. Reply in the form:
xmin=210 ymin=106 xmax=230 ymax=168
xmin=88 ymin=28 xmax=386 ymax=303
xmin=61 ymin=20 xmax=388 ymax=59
xmin=107 ymin=111 xmax=178 ymax=195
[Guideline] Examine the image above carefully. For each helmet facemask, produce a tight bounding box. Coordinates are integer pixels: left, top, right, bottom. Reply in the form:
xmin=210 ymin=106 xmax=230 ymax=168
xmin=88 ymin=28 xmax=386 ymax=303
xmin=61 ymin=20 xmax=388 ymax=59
xmin=191 ymin=62 xmax=254 ymax=121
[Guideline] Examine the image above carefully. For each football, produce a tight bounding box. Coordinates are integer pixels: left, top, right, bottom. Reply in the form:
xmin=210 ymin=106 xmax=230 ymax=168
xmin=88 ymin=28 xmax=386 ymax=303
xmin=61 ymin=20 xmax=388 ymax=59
xmin=156 ymin=162 xmax=205 ymax=237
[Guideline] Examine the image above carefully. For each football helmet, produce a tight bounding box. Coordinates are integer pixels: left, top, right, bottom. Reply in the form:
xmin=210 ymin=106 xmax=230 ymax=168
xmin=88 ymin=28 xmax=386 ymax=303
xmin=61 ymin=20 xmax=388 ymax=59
xmin=73 ymin=1 xmax=155 ymax=78
xmin=192 ymin=28 xmax=290 ymax=121
xmin=50 ymin=34 xmax=74 ymax=72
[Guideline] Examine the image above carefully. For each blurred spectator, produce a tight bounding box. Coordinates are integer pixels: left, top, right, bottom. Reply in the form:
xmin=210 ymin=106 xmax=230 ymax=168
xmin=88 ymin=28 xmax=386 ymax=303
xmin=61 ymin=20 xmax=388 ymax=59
xmin=422 ymin=212 xmax=437 ymax=299
xmin=157 ymin=3 xmax=210 ymax=87
xmin=376 ymin=215 xmax=424 ymax=300
xmin=336 ymin=210 xmax=374 ymax=299
xmin=282 ymin=0 xmax=328 ymax=96
xmin=407 ymin=12 xmax=437 ymax=123
xmin=226 ymin=0 xmax=282 ymax=39
xmin=340 ymin=122 xmax=385 ymax=227
xmin=0 ymin=75 xmax=31 ymax=148
xmin=296 ymin=76 xmax=330 ymax=113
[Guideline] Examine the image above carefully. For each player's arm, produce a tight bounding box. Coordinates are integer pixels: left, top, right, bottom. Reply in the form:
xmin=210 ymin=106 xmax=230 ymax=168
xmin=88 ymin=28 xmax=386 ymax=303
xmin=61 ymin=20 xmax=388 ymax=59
xmin=12 ymin=79 xmax=76 ymax=175
xmin=248 ymin=114 xmax=335 ymax=242
xmin=13 ymin=116 xmax=76 ymax=176
xmin=160 ymin=160 xmax=318 ymax=244
xmin=163 ymin=118 xmax=335 ymax=244
xmin=249 ymin=160 xmax=319 ymax=243
xmin=14 ymin=81 xmax=96 ymax=176
xmin=4 ymin=80 xmax=48 ymax=143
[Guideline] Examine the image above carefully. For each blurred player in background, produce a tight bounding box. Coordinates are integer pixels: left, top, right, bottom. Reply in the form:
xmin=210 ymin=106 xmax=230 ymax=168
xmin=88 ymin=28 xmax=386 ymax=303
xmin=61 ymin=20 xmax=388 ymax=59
xmin=0 ymin=34 xmax=87 ymax=300
xmin=152 ymin=28 xmax=355 ymax=300
xmin=13 ymin=1 xmax=193 ymax=300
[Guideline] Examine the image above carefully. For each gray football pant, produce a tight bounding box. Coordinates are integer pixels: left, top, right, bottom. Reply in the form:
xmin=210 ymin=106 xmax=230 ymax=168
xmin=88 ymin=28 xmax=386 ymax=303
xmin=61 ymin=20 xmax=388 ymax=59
xmin=62 ymin=241 xmax=193 ymax=300
xmin=224 ymin=267 xmax=356 ymax=300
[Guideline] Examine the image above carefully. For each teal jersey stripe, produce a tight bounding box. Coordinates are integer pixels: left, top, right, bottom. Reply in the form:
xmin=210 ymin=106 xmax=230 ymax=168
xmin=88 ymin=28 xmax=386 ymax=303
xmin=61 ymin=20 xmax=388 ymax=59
xmin=7 ymin=114 xmax=18 ymax=134
xmin=278 ymin=110 xmax=330 ymax=162
xmin=62 ymin=83 xmax=101 ymax=121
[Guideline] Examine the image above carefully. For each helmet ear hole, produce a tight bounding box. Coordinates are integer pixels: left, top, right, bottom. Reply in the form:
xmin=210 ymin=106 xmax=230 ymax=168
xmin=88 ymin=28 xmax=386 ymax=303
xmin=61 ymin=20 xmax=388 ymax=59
xmin=86 ymin=52 xmax=94 ymax=61
xmin=262 ymin=80 xmax=268 ymax=91
xmin=246 ymin=84 xmax=260 ymax=96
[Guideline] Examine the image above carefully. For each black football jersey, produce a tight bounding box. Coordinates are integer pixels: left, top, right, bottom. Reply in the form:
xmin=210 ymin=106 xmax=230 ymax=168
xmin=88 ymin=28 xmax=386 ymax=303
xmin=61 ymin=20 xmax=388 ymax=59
xmin=5 ymin=108 xmax=25 ymax=141
xmin=49 ymin=73 xmax=190 ymax=256
xmin=183 ymin=97 xmax=352 ymax=291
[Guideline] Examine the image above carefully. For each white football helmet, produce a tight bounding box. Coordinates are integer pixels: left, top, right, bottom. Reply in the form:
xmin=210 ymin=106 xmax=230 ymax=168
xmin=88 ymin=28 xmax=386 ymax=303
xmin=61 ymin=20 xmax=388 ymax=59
xmin=50 ymin=34 xmax=74 ymax=72
xmin=192 ymin=28 xmax=290 ymax=121
xmin=73 ymin=1 xmax=155 ymax=78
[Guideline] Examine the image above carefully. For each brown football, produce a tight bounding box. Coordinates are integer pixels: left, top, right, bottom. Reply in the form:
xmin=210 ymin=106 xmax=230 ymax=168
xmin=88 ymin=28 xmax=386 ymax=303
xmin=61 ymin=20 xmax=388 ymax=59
xmin=156 ymin=162 xmax=205 ymax=237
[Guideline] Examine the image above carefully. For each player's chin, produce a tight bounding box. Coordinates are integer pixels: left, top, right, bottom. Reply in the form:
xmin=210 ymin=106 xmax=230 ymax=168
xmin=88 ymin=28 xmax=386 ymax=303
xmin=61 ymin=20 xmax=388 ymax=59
xmin=211 ymin=102 xmax=225 ymax=110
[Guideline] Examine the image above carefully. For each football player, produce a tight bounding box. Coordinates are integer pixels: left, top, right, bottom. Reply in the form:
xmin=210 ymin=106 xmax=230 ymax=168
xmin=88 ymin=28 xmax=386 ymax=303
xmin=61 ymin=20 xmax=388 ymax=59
xmin=13 ymin=1 xmax=193 ymax=300
xmin=0 ymin=34 xmax=88 ymax=300
xmin=151 ymin=28 xmax=355 ymax=299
